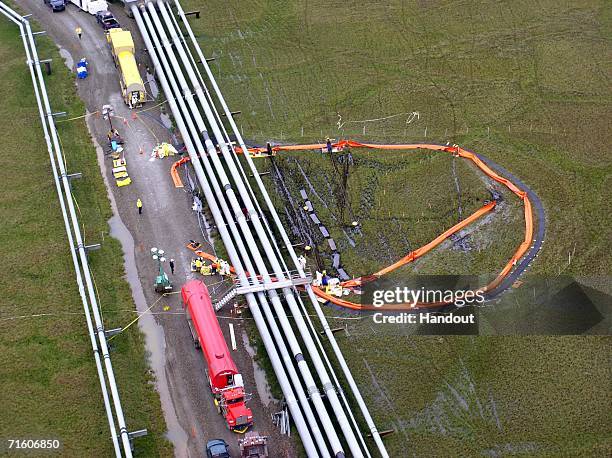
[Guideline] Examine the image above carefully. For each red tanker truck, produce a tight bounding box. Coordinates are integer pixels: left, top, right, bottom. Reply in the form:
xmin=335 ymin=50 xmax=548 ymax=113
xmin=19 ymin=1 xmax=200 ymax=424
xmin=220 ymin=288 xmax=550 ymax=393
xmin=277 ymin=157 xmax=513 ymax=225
xmin=181 ymin=280 xmax=253 ymax=432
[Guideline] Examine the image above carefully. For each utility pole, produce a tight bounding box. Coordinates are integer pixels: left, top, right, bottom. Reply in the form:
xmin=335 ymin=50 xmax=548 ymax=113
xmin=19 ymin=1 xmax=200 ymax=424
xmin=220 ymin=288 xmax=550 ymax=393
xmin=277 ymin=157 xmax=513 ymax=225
xmin=102 ymin=104 xmax=115 ymax=131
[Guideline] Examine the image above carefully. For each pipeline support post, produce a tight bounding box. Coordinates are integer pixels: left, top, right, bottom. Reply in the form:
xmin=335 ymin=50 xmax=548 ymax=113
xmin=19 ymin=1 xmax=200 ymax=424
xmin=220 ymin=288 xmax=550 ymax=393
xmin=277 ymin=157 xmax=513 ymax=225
xmin=105 ymin=327 xmax=123 ymax=338
xmin=84 ymin=243 xmax=102 ymax=254
xmin=65 ymin=172 xmax=82 ymax=190
xmin=38 ymin=58 xmax=52 ymax=74
xmin=128 ymin=429 xmax=148 ymax=451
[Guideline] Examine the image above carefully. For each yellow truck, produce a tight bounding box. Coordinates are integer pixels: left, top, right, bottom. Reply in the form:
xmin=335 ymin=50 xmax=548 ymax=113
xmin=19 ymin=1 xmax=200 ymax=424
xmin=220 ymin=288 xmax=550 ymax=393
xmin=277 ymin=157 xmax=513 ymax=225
xmin=106 ymin=28 xmax=145 ymax=108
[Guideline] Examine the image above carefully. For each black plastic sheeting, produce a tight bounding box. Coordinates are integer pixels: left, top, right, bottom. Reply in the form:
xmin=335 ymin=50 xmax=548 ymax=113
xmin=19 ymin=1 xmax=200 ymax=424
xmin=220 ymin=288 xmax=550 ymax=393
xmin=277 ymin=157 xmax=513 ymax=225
xmin=300 ymin=188 xmax=350 ymax=281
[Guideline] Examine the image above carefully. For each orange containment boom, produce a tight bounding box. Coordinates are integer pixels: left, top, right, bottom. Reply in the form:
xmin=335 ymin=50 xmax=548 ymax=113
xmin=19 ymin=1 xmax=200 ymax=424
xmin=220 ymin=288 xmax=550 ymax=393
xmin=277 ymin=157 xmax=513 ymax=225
xmin=215 ymin=140 xmax=535 ymax=310
xmin=170 ymin=156 xmax=191 ymax=188
xmin=342 ymin=201 xmax=496 ymax=289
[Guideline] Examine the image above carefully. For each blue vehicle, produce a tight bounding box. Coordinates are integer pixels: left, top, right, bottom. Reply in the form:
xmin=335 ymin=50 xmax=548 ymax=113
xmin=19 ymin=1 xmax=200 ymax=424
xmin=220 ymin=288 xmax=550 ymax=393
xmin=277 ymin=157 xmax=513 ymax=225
xmin=76 ymin=58 xmax=88 ymax=79
xmin=206 ymin=439 xmax=230 ymax=458
xmin=44 ymin=0 xmax=66 ymax=12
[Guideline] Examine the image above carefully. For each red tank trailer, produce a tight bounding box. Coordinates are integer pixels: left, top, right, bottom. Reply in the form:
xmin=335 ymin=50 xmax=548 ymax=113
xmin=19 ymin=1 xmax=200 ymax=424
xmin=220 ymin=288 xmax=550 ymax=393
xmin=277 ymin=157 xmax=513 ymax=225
xmin=182 ymin=280 xmax=253 ymax=432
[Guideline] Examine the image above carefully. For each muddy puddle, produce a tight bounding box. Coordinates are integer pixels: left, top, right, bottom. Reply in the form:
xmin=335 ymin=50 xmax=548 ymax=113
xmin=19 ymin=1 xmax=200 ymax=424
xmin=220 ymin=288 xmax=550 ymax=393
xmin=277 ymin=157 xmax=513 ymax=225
xmin=58 ymin=46 xmax=73 ymax=70
xmin=90 ymin=129 xmax=189 ymax=456
xmin=241 ymin=331 xmax=275 ymax=407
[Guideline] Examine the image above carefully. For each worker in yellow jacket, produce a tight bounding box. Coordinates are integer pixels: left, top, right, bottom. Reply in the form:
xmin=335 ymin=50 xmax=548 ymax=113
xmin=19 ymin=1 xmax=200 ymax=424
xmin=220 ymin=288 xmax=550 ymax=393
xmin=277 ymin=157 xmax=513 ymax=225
xmin=200 ymin=264 xmax=211 ymax=276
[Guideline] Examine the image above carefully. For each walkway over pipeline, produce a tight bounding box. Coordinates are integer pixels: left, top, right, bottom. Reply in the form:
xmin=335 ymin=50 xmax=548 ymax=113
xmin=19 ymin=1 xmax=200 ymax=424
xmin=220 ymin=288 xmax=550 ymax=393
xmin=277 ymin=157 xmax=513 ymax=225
xmin=233 ymin=140 xmax=538 ymax=311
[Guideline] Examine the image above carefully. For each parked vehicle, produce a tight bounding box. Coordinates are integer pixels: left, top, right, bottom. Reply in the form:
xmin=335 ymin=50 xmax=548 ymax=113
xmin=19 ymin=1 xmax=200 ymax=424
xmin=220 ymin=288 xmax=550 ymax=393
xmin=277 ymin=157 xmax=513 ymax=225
xmin=96 ymin=10 xmax=120 ymax=30
xmin=206 ymin=439 xmax=230 ymax=458
xmin=95 ymin=10 xmax=113 ymax=23
xmin=67 ymin=0 xmax=108 ymax=15
xmin=100 ymin=17 xmax=120 ymax=30
xmin=76 ymin=58 xmax=88 ymax=79
xmin=106 ymin=28 xmax=145 ymax=108
xmin=44 ymin=0 xmax=66 ymax=12
xmin=240 ymin=432 xmax=269 ymax=458
xmin=181 ymin=280 xmax=254 ymax=432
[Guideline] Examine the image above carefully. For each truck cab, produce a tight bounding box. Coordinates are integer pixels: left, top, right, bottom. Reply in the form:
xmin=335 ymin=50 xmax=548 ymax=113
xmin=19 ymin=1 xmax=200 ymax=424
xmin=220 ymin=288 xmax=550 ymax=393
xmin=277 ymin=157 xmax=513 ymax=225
xmin=218 ymin=386 xmax=253 ymax=432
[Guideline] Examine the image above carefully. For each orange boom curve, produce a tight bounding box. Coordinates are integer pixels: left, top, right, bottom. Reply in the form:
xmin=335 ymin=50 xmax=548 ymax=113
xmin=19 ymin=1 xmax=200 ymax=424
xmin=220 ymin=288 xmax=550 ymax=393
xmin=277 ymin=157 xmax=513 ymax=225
xmin=170 ymin=155 xmax=190 ymax=188
xmin=188 ymin=141 xmax=535 ymax=311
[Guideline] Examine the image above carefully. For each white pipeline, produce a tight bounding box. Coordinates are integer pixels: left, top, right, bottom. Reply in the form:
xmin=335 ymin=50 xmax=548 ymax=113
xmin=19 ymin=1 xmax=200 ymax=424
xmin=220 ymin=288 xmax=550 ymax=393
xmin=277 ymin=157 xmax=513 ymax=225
xmin=171 ymin=2 xmax=389 ymax=456
xmin=0 ymin=2 xmax=128 ymax=456
xmin=143 ymin=4 xmax=331 ymax=454
xmin=172 ymin=2 xmax=389 ymax=456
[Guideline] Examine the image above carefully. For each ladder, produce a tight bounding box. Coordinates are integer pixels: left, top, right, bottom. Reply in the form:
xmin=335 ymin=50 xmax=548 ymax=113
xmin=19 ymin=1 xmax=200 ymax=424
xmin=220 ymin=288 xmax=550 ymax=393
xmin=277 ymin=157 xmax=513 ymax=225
xmin=213 ymin=269 xmax=312 ymax=311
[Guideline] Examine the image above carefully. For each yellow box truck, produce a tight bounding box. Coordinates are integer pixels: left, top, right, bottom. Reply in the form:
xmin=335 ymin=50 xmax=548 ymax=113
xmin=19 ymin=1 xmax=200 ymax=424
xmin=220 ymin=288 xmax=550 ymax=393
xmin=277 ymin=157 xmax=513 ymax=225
xmin=107 ymin=28 xmax=145 ymax=108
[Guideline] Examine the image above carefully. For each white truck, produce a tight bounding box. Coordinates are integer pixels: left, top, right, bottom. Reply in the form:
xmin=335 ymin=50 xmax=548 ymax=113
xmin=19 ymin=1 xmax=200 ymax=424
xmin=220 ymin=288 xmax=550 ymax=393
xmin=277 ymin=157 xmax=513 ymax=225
xmin=68 ymin=0 xmax=108 ymax=15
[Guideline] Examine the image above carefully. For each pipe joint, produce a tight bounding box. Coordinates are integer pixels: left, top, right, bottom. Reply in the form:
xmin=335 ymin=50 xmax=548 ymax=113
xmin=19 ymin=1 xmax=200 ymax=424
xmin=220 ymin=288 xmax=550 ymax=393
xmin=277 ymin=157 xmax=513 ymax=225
xmin=307 ymin=385 xmax=320 ymax=397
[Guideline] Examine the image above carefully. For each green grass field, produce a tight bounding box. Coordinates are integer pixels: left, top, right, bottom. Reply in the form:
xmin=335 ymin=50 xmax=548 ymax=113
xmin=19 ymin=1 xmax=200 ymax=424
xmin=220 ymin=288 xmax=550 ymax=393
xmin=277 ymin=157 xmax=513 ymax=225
xmin=189 ymin=0 xmax=611 ymax=276
xmin=185 ymin=0 xmax=611 ymax=456
xmin=0 ymin=16 xmax=171 ymax=456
